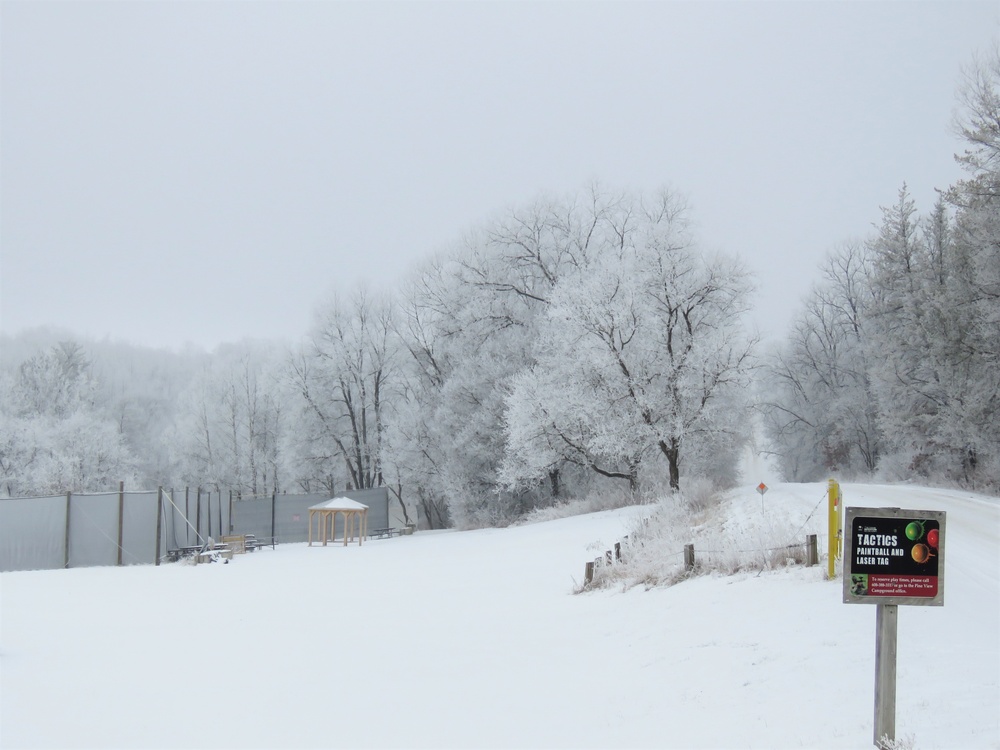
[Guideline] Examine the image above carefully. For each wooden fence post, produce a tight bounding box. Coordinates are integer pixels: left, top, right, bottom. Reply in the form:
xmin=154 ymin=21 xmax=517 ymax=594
xmin=585 ymin=561 xmax=594 ymax=584
xmin=615 ymin=541 xmax=622 ymax=562
xmin=196 ymin=487 xmax=202 ymax=541
xmin=684 ymin=543 xmax=695 ymax=571
xmin=155 ymin=487 xmax=163 ymax=566
xmin=806 ymin=534 xmax=818 ymax=567
xmin=117 ymin=480 xmax=125 ymax=566
xmin=605 ymin=550 xmax=613 ymax=565
xmin=184 ymin=487 xmax=190 ymax=545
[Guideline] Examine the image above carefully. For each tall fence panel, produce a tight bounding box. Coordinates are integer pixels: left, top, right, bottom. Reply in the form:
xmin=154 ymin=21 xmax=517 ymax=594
xmin=272 ymin=493 xmax=328 ymax=542
xmin=229 ymin=489 xmax=391 ymax=543
xmin=121 ymin=491 xmax=159 ymax=566
xmin=161 ymin=488 xmax=189 ymax=551
xmin=68 ymin=492 xmax=119 ymax=568
xmin=0 ymin=496 xmax=66 ymax=572
xmin=229 ymin=496 xmax=277 ymax=541
xmin=1 ymin=487 xmax=396 ymax=572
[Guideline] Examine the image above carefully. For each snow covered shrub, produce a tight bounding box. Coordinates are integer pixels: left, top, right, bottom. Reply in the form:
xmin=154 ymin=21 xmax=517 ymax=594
xmin=582 ymin=486 xmax=816 ymax=591
xmin=680 ymin=477 xmax=723 ymax=516
xmin=516 ymin=483 xmax=647 ymax=526
xmin=582 ymin=497 xmax=693 ymax=590
xmin=878 ymin=733 xmax=916 ymax=750
xmin=450 ymin=490 xmax=526 ymax=530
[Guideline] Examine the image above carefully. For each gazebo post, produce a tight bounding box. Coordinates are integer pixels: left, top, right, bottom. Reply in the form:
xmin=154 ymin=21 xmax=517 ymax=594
xmin=308 ymin=510 xmax=313 ymax=546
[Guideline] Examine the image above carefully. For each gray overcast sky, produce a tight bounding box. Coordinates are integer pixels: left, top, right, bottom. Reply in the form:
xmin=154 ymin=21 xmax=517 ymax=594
xmin=2 ymin=1 xmax=997 ymax=351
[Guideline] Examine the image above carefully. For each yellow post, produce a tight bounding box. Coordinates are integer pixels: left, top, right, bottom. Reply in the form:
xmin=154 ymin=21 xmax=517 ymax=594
xmin=827 ymin=479 xmax=843 ymax=579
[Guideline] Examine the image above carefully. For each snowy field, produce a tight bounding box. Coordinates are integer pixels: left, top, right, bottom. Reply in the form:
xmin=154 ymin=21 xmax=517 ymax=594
xmin=1 ymin=482 xmax=997 ymax=749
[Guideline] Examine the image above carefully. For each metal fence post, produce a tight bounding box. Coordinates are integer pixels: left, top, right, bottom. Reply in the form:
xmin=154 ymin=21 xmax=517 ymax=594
xmin=117 ymin=480 xmax=125 ymax=566
xmin=155 ymin=487 xmax=163 ymax=566
xmin=63 ymin=491 xmax=72 ymax=569
xmin=806 ymin=534 xmax=818 ymax=566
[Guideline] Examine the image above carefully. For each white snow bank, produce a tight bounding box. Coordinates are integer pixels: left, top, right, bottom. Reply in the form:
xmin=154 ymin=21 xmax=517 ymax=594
xmin=1 ymin=483 xmax=996 ymax=748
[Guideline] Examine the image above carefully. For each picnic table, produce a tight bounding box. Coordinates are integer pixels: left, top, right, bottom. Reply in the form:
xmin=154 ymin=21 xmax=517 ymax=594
xmin=165 ymin=534 xmax=277 ymax=562
xmin=370 ymin=527 xmax=401 ymax=540
xmin=165 ymin=543 xmax=232 ymax=563
xmin=244 ymin=534 xmax=276 ymax=551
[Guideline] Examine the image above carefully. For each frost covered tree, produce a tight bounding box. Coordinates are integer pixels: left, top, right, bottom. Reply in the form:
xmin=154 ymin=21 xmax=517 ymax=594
xmin=936 ymin=43 xmax=1000 ymax=484
xmin=390 ymin=189 xmax=634 ymax=526
xmin=10 ymin=341 xmax=96 ymax=418
xmin=289 ymin=289 xmax=397 ymax=495
xmin=379 ymin=258 xmax=461 ymax=528
xmin=387 ymin=250 xmax=536 ymax=527
xmin=88 ymin=340 xmax=205 ymax=488
xmin=760 ymin=243 xmax=881 ymax=480
xmin=503 ymin=190 xmax=756 ymax=493
xmin=864 ymin=43 xmax=1000 ymax=486
xmin=764 ymin=44 xmax=1000 ymax=488
xmin=171 ymin=343 xmax=287 ymax=496
xmin=0 ymin=341 xmax=139 ymax=495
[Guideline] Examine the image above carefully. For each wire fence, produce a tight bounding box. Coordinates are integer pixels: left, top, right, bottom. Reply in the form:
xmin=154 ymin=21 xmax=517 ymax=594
xmin=582 ymin=489 xmax=830 ymax=587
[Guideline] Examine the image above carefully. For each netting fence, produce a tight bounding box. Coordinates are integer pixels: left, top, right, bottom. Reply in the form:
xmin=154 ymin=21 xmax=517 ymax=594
xmin=0 ymin=486 xmax=393 ymax=572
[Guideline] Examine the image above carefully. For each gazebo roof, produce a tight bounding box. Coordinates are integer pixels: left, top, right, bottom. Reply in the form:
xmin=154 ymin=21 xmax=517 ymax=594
xmin=308 ymin=497 xmax=369 ymax=512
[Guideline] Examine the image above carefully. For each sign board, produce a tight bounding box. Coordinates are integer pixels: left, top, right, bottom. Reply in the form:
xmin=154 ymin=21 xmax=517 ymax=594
xmin=756 ymin=482 xmax=767 ymax=496
xmin=843 ymin=507 xmax=945 ymax=606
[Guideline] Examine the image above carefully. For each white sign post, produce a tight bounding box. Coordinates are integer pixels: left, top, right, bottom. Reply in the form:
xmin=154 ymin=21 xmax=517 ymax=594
xmin=844 ymin=506 xmax=946 ymax=748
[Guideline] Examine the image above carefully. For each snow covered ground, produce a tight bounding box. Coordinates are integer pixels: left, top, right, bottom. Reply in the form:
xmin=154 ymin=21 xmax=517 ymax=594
xmin=1 ymin=482 xmax=997 ymax=749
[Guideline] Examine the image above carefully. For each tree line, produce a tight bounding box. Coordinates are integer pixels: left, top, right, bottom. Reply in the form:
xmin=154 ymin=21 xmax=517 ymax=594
xmin=760 ymin=47 xmax=999 ymax=489
xmin=2 ymin=47 xmax=997 ymax=523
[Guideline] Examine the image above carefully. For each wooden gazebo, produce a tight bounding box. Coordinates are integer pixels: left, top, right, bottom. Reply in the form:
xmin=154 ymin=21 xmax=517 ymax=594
xmin=308 ymin=497 xmax=369 ymax=547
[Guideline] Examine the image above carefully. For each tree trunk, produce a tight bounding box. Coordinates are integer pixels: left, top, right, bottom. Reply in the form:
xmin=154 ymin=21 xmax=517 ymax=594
xmin=659 ymin=438 xmax=681 ymax=490
xmin=390 ymin=482 xmax=411 ymax=525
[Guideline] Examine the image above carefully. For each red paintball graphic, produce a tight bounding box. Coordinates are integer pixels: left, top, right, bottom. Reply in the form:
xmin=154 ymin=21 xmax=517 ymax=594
xmin=927 ymin=528 xmax=939 ymax=549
